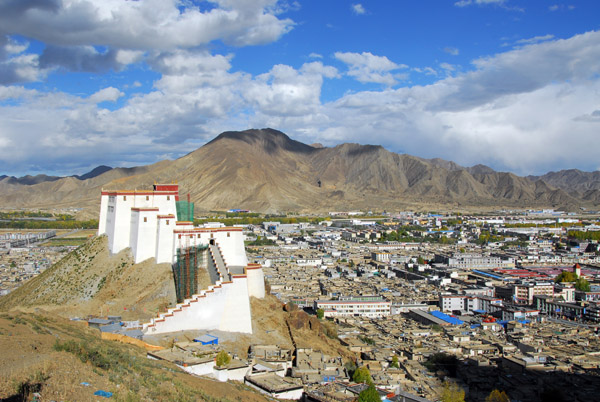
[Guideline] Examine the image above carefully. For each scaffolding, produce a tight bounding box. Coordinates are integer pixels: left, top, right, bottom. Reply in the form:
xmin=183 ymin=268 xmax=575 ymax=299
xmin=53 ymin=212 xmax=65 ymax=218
xmin=172 ymin=244 xmax=207 ymax=303
xmin=176 ymin=195 xmax=194 ymax=222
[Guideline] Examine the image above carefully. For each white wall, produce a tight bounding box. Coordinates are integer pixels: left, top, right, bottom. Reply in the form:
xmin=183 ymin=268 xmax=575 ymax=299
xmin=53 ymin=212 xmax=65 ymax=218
xmin=156 ymin=215 xmax=175 ymax=264
xmin=98 ymin=193 xmax=108 ymax=235
xmin=144 ymin=277 xmax=253 ymax=335
xmin=246 ymin=264 xmax=265 ymax=299
xmin=130 ymin=208 xmax=159 ymax=264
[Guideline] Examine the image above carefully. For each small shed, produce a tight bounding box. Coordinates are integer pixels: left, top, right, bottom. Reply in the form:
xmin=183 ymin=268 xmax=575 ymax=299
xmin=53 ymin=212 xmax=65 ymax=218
xmin=194 ymin=334 xmax=219 ymax=345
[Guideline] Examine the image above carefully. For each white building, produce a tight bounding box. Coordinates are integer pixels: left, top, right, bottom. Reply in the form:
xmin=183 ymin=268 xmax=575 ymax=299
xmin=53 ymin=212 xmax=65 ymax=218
xmin=315 ymin=296 xmax=391 ymax=318
xmin=97 ymin=184 xmax=265 ymax=335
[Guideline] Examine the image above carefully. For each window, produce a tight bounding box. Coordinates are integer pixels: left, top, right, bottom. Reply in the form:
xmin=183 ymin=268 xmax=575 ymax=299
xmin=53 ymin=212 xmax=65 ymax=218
xmin=143 ymin=217 xmax=147 ymax=223
xmin=123 ymin=196 xmax=127 ymax=201
xmin=227 ymin=232 xmax=230 ymax=237
xmin=166 ymin=220 xmax=169 ymax=225
xmin=167 ymin=196 xmax=170 ymax=200
xmin=146 ymin=196 xmax=149 ymax=201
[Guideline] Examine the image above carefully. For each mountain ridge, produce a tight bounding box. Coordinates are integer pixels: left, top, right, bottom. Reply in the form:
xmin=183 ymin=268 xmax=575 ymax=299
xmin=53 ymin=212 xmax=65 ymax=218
xmin=0 ymin=128 xmax=598 ymax=214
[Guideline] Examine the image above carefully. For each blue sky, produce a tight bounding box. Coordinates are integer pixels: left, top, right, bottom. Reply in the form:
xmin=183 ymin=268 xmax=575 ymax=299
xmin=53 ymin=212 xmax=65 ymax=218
xmin=0 ymin=0 xmax=599 ymax=177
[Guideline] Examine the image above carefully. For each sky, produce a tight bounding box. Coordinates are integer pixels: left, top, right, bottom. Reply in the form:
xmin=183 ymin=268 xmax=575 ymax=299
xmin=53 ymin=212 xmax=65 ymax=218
xmin=0 ymin=0 xmax=599 ymax=177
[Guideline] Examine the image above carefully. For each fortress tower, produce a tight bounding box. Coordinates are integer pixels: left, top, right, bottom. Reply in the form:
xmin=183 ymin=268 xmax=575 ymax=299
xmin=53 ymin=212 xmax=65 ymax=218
xmin=97 ymin=183 xmax=264 ymax=334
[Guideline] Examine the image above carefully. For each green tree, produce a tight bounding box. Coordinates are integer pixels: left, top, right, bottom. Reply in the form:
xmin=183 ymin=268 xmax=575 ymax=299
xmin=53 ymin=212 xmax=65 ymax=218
xmin=316 ymin=308 xmax=324 ymax=319
xmin=352 ymin=366 xmax=372 ymax=384
xmin=486 ymin=389 xmax=509 ymax=402
xmin=575 ymin=277 xmax=591 ymax=292
xmin=358 ymin=384 xmax=380 ymax=402
xmin=554 ymin=270 xmax=577 ymax=283
xmin=390 ymin=355 xmax=400 ymax=369
xmin=440 ymin=381 xmax=465 ymax=402
xmin=215 ymin=350 xmax=231 ymax=367
xmin=417 ymin=256 xmax=425 ymax=264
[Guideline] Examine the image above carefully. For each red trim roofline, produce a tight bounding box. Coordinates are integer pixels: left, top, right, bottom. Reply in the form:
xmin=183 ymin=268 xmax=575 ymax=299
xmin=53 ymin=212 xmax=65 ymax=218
xmin=174 ymin=227 xmax=243 ymax=234
xmin=101 ymin=191 xmax=178 ymax=196
xmin=131 ymin=207 xmax=159 ymax=212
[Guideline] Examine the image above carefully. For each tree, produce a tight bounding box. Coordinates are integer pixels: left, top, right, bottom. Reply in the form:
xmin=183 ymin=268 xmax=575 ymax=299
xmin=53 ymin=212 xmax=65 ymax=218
xmin=417 ymin=256 xmax=425 ymax=264
xmin=358 ymin=384 xmax=380 ymax=402
xmin=390 ymin=355 xmax=400 ymax=369
xmin=215 ymin=350 xmax=231 ymax=367
xmin=440 ymin=381 xmax=465 ymax=402
xmin=316 ymin=308 xmax=324 ymax=319
xmin=575 ymin=277 xmax=591 ymax=292
xmin=554 ymin=270 xmax=577 ymax=283
xmin=486 ymin=389 xmax=509 ymax=402
xmin=352 ymin=366 xmax=372 ymax=384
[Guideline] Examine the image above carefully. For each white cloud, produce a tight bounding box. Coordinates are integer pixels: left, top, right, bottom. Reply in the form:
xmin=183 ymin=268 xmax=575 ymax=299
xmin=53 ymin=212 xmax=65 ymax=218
xmin=89 ymin=87 xmax=124 ymax=104
xmin=1 ymin=30 xmax=600 ymax=176
xmin=351 ymin=4 xmax=366 ymax=15
xmin=0 ymin=0 xmax=294 ymax=52
xmin=334 ymin=51 xmax=407 ymax=85
xmin=515 ymin=34 xmax=554 ymax=45
xmin=455 ymin=0 xmax=506 ymax=7
xmin=308 ymin=52 xmax=323 ymax=59
xmin=443 ymin=47 xmax=460 ymax=56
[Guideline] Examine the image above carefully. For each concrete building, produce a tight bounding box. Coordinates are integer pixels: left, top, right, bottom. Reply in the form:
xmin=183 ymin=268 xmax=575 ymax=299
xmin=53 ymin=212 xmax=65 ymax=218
xmin=315 ymin=296 xmax=391 ymax=318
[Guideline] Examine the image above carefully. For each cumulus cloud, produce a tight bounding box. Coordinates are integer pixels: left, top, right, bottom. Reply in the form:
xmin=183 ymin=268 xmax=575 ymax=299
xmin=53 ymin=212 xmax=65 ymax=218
xmin=334 ymin=51 xmax=407 ymax=86
xmin=1 ymin=27 xmax=600 ymax=176
xmin=0 ymin=35 xmax=46 ymax=84
xmin=351 ymin=4 xmax=366 ymax=15
xmin=0 ymin=0 xmax=294 ymax=51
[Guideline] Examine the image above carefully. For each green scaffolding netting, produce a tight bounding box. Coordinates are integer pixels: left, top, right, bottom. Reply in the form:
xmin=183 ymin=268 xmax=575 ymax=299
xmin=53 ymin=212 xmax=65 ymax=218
xmin=176 ymin=200 xmax=195 ymax=222
xmin=172 ymin=244 xmax=207 ymax=303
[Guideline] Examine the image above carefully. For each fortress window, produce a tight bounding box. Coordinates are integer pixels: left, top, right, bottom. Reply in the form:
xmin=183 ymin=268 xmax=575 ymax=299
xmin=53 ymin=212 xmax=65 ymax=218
xmin=227 ymin=232 xmax=230 ymax=237
xmin=123 ymin=196 xmax=127 ymax=201
xmin=144 ymin=217 xmax=147 ymax=223
xmin=210 ymin=234 xmax=214 ymax=238
xmin=167 ymin=196 xmax=170 ymax=200
xmin=166 ymin=220 xmax=169 ymax=225
xmin=146 ymin=196 xmax=149 ymax=201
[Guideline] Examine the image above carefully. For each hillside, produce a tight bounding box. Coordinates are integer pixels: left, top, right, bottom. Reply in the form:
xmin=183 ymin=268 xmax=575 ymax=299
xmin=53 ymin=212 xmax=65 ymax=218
xmin=1 ymin=128 xmax=598 ymax=213
xmin=0 ymin=236 xmax=357 ymax=400
xmin=0 ymin=236 xmax=176 ymax=320
xmin=0 ymin=311 xmax=271 ymax=402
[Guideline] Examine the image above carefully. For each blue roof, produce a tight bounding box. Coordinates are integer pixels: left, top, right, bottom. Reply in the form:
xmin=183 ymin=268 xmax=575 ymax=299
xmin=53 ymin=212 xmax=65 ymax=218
xmin=472 ymin=269 xmax=505 ymax=280
xmin=430 ymin=310 xmax=464 ymax=325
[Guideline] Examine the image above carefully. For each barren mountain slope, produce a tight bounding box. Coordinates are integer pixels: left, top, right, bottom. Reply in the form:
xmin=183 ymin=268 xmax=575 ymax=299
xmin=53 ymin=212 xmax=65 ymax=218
xmin=0 ymin=128 xmax=597 ymax=213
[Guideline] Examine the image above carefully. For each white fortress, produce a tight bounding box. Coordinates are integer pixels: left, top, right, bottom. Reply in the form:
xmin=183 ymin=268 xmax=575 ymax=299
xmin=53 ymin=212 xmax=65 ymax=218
xmin=97 ymin=184 xmax=264 ymax=334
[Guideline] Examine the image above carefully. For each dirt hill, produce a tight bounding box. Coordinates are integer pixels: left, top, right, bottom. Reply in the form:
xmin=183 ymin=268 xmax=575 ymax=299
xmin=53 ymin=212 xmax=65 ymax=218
xmin=0 ymin=236 xmax=176 ymax=320
xmin=0 ymin=311 xmax=271 ymax=402
xmin=1 ymin=128 xmax=597 ymax=214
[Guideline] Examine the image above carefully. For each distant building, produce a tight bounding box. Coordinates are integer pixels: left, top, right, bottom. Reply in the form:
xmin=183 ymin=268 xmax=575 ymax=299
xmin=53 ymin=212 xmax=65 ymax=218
xmin=315 ymin=296 xmax=391 ymax=318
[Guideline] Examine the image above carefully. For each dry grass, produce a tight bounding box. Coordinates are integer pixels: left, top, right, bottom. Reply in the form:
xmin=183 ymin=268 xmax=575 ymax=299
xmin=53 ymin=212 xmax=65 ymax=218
xmin=0 ymin=311 xmax=270 ymax=402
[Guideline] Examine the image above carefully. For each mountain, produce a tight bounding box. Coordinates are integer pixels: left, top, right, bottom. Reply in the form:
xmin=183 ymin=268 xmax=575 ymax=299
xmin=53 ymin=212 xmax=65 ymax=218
xmin=74 ymin=165 xmax=113 ymax=180
xmin=0 ymin=165 xmax=114 ymax=187
xmin=0 ymin=128 xmax=598 ymax=214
